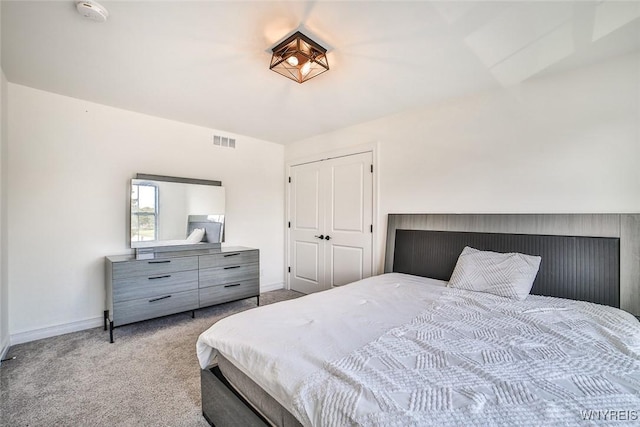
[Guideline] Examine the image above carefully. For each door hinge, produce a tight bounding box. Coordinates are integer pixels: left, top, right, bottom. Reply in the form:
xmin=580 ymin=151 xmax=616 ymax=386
xmin=288 ymin=221 xmax=291 ymax=228
xmin=370 ymin=224 xmax=373 ymax=233
xmin=288 ymin=266 xmax=291 ymax=273
xmin=288 ymin=176 xmax=291 ymax=183
xmin=370 ymin=164 xmax=373 ymax=173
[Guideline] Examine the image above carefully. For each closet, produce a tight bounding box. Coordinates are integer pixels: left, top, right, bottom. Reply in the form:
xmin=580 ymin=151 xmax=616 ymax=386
xmin=288 ymin=152 xmax=373 ymax=293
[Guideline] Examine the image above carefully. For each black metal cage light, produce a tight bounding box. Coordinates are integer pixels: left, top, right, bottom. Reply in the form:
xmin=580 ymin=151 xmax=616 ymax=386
xmin=269 ymin=31 xmax=329 ymax=84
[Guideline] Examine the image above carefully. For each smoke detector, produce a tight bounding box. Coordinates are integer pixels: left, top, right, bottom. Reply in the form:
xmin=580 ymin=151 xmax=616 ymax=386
xmin=76 ymin=1 xmax=109 ymax=23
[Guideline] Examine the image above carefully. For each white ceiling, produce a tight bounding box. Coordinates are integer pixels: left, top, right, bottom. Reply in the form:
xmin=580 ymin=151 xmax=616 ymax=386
xmin=2 ymin=1 xmax=639 ymax=144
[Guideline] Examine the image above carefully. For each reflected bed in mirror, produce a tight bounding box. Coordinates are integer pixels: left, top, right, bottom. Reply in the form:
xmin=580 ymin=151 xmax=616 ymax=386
xmin=131 ymin=174 xmax=225 ymax=252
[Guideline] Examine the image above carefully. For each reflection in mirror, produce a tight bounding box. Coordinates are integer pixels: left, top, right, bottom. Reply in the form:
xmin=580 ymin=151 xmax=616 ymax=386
xmin=130 ymin=175 xmax=225 ymax=249
xmin=131 ymin=182 xmax=159 ymax=242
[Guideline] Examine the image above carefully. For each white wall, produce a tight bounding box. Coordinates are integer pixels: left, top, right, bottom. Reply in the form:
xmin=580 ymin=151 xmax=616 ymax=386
xmin=286 ymin=53 xmax=640 ymax=272
xmin=8 ymin=84 xmax=284 ymax=342
xmin=0 ymin=70 xmax=8 ymax=359
xmin=0 ymin=0 xmax=10 ymax=359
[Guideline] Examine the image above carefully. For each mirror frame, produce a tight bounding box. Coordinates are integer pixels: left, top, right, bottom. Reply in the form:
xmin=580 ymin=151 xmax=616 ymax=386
xmin=131 ymin=173 xmax=225 ymax=256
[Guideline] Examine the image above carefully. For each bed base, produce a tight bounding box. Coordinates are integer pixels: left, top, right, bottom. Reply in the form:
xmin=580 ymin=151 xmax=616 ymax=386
xmin=201 ymin=366 xmax=268 ymax=427
xmin=201 ymin=354 xmax=303 ymax=427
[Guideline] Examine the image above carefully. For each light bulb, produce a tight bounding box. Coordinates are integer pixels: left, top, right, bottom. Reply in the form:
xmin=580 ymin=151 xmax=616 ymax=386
xmin=286 ymin=56 xmax=299 ymax=67
xmin=301 ymin=61 xmax=312 ymax=76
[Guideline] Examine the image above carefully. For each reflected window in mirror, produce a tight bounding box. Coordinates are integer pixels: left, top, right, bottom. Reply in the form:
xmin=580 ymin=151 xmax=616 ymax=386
xmin=130 ymin=174 xmax=225 ymax=249
xmin=131 ymin=182 xmax=159 ymax=242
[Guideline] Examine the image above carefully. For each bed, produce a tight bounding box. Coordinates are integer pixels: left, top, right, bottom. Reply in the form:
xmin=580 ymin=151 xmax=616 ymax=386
xmin=197 ymin=213 xmax=640 ymax=426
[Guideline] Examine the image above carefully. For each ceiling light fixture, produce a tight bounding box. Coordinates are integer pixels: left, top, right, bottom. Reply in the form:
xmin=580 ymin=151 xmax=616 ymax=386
xmin=269 ymin=31 xmax=329 ymax=84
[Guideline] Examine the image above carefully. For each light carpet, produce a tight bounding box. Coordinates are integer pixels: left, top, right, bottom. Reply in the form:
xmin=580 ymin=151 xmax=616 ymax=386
xmin=0 ymin=290 xmax=302 ymax=426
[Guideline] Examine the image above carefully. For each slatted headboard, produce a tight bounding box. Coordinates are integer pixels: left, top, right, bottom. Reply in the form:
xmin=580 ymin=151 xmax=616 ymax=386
xmin=392 ymin=229 xmax=619 ymax=307
xmin=384 ymin=214 xmax=640 ymax=315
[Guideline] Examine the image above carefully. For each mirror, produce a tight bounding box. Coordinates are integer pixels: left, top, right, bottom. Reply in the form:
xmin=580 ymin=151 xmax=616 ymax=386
xmin=130 ymin=174 xmax=225 ymax=249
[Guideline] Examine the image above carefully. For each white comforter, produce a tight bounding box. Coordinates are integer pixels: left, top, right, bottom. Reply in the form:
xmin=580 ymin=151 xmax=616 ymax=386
xmin=196 ymin=273 xmax=640 ymax=426
xmin=197 ymin=274 xmax=448 ymax=406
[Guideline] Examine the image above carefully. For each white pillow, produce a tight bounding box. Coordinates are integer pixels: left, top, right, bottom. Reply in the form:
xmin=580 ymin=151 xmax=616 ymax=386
xmin=186 ymin=228 xmax=205 ymax=243
xmin=448 ymin=246 xmax=541 ymax=300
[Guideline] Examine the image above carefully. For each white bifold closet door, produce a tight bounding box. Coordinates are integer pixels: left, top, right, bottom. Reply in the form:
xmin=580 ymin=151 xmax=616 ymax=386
xmin=289 ymin=152 xmax=373 ymax=294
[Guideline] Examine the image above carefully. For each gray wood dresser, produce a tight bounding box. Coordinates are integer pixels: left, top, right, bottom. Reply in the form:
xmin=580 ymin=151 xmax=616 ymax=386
xmin=105 ymin=246 xmax=259 ymax=342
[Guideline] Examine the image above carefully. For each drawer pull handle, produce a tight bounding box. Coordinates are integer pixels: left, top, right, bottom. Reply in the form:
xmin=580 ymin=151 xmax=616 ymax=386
xmin=148 ymin=260 xmax=171 ymax=264
xmin=148 ymin=275 xmax=171 ymax=280
xmin=149 ymin=295 xmax=171 ymax=303
xmin=224 ymin=266 xmax=241 ymax=270
xmin=224 ymin=284 xmax=241 ymax=288
xmin=223 ymin=253 xmax=239 ymax=258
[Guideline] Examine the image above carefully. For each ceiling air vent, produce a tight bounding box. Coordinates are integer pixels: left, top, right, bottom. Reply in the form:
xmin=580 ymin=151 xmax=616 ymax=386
xmin=213 ymin=135 xmax=236 ymax=149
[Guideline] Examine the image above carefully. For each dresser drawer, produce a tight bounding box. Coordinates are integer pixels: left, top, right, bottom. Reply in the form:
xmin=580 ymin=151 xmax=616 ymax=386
xmin=113 ymin=256 xmax=198 ymax=279
xmin=199 ymin=250 xmax=259 ymax=269
xmin=113 ymin=290 xmax=199 ymax=326
xmin=112 ymin=270 xmax=198 ymax=303
xmin=199 ymin=263 xmax=259 ymax=288
xmin=199 ymin=279 xmax=259 ymax=307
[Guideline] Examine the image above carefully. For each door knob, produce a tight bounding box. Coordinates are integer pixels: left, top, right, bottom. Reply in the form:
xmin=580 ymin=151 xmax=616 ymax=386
xmin=325 ymin=235 xmax=331 ymax=240
xmin=314 ymin=235 xmax=325 ymax=239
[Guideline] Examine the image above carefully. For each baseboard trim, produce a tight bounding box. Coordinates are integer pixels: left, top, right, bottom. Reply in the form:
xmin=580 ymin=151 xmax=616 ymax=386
xmin=260 ymin=282 xmax=284 ymax=293
xmin=9 ymin=284 xmax=286 ymax=346
xmin=0 ymin=335 xmax=10 ymax=365
xmin=10 ymin=316 xmax=103 ymax=346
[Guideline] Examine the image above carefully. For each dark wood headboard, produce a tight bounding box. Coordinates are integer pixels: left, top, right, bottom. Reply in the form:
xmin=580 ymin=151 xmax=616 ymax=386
xmin=392 ymin=229 xmax=619 ymax=308
xmin=384 ymin=214 xmax=640 ymax=315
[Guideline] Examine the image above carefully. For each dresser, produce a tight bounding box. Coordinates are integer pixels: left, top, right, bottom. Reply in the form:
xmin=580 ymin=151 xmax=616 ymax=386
xmin=105 ymin=246 xmax=259 ymax=342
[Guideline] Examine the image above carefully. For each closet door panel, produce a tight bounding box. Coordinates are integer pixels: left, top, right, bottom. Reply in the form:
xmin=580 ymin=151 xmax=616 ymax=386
xmin=289 ymin=162 xmax=326 ymax=293
xmin=324 ymin=152 xmax=373 ymax=288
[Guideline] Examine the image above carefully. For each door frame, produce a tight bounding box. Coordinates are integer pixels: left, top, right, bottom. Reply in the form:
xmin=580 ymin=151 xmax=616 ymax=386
xmin=285 ymin=142 xmax=379 ymax=291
